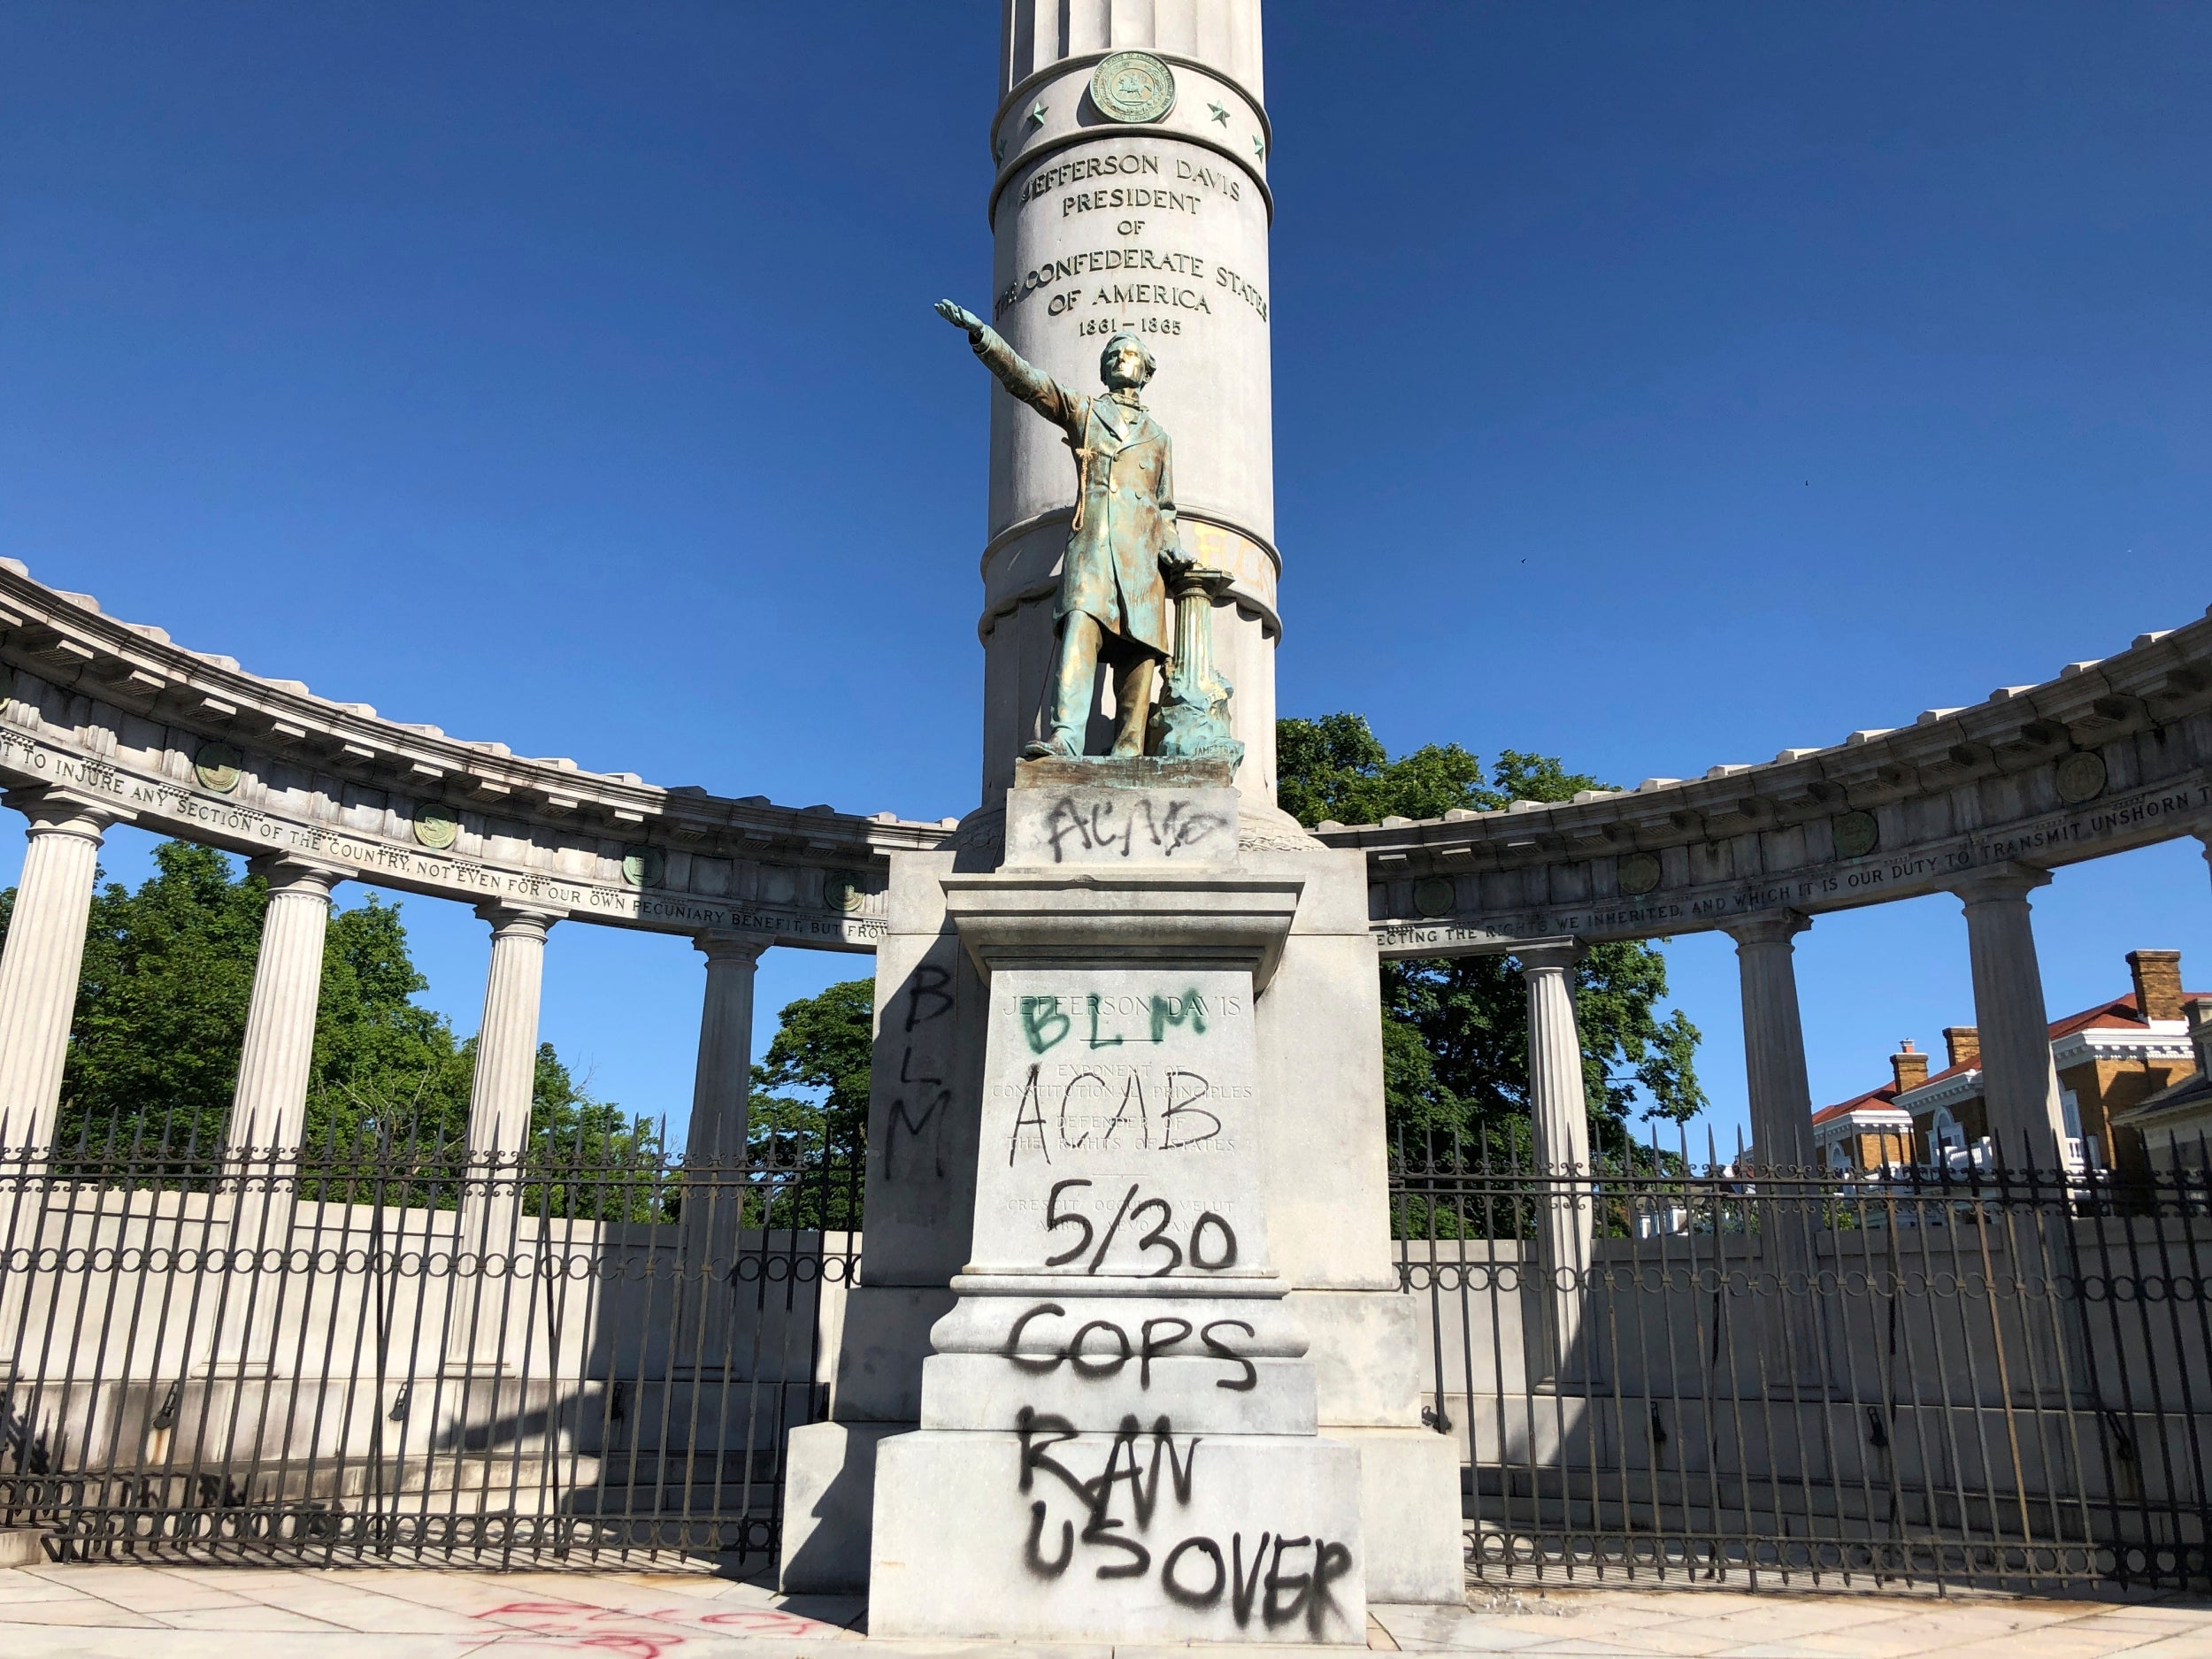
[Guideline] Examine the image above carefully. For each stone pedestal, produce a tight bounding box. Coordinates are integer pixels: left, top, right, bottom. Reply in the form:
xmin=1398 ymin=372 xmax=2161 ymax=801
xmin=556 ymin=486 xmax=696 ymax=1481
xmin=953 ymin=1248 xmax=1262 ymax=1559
xmin=864 ymin=765 xmax=1365 ymax=1642
xmin=783 ymin=765 xmax=1463 ymax=1613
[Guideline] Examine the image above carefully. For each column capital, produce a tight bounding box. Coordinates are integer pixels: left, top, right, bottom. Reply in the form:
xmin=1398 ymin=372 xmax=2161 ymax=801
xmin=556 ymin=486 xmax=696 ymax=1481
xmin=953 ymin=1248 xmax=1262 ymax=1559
xmin=1721 ymin=910 xmax=1810 ymax=949
xmin=473 ymin=901 xmax=561 ymax=940
xmin=248 ymin=852 xmax=347 ymax=899
xmin=1950 ymin=860 xmax=2052 ymax=907
xmin=694 ymin=929 xmax=772 ymax=966
xmin=1514 ymin=938 xmax=1583 ymax=974
xmin=4 ymin=786 xmax=133 ymax=840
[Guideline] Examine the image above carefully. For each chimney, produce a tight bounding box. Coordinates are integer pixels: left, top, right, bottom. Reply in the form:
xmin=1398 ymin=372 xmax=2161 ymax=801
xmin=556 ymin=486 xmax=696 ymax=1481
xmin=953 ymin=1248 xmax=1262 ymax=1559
xmin=1943 ymin=1026 xmax=1980 ymax=1070
xmin=1891 ymin=1039 xmax=1929 ymax=1094
xmin=2129 ymin=949 xmax=2185 ymax=1023
xmin=2187 ymin=996 xmax=2212 ymax=1079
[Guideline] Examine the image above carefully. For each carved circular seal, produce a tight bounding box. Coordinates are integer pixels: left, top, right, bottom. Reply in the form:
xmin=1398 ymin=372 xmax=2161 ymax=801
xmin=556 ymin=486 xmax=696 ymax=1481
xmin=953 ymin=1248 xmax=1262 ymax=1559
xmin=822 ymin=871 xmax=867 ymax=914
xmin=1090 ymin=51 xmax=1176 ymax=123
xmin=413 ymin=803 xmax=458 ymax=850
xmin=193 ymin=741 xmax=243 ymax=795
xmin=1832 ymin=810 xmax=1880 ymax=860
xmin=1412 ymin=876 xmax=1455 ymax=918
xmin=2055 ymin=749 xmax=2108 ymax=805
xmin=621 ymin=846 xmax=664 ymax=888
xmin=1617 ymin=852 xmax=1662 ymax=897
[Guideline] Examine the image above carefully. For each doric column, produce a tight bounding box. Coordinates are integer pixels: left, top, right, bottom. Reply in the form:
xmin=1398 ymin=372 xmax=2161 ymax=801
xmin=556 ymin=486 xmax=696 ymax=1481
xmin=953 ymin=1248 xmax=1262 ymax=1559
xmin=0 ymin=789 xmax=128 ymax=1377
xmin=0 ymin=789 xmax=129 ymax=1154
xmin=451 ymin=903 xmax=559 ymax=1368
xmin=209 ymin=856 xmax=343 ymax=1371
xmin=686 ymin=932 xmax=769 ymax=1172
xmin=225 ymin=856 xmax=343 ymax=1154
xmin=1719 ymin=910 xmax=1824 ymax=1386
xmin=1518 ymin=940 xmax=1593 ymax=1381
xmin=1721 ymin=911 xmax=1816 ymax=1172
xmin=459 ymin=903 xmax=558 ymax=1256
xmin=465 ymin=903 xmax=559 ymax=1163
xmin=1952 ymin=864 xmax=2067 ymax=1171
xmin=676 ymin=932 xmax=770 ymax=1364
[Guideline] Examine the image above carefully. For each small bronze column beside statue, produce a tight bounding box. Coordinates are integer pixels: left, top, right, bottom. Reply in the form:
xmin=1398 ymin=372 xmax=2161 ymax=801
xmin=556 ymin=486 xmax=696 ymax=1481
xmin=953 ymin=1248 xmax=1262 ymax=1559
xmin=935 ymin=300 xmax=1242 ymax=769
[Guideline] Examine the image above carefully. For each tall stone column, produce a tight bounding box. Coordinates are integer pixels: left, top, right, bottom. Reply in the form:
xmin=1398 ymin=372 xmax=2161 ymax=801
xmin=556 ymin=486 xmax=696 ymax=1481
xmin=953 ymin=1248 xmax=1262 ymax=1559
xmin=0 ymin=788 xmax=128 ymax=1376
xmin=675 ymin=931 xmax=768 ymax=1364
xmin=225 ymin=857 xmax=342 ymax=1154
xmin=0 ymin=789 xmax=128 ymax=1155
xmin=981 ymin=1 xmax=1279 ymax=798
xmin=686 ymin=932 xmax=767 ymax=1173
xmin=1722 ymin=911 xmax=1816 ymax=1172
xmin=1719 ymin=911 xmax=1824 ymax=1386
xmin=458 ymin=904 xmax=558 ymax=1257
xmin=1952 ymin=864 xmax=2067 ymax=1171
xmin=211 ymin=856 xmax=343 ymax=1372
xmin=1518 ymin=941 xmax=1593 ymax=1382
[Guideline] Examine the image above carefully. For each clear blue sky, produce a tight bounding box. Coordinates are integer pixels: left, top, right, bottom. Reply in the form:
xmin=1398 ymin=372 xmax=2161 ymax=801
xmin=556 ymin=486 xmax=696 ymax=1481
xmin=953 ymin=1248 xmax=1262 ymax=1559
xmin=3 ymin=2 xmax=2208 ymax=1147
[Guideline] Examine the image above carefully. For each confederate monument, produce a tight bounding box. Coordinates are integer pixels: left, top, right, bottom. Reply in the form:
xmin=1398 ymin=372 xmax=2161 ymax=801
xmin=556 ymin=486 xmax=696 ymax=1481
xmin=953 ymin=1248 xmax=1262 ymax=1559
xmin=936 ymin=303 xmax=1187 ymax=762
xmin=780 ymin=10 xmax=1463 ymax=1642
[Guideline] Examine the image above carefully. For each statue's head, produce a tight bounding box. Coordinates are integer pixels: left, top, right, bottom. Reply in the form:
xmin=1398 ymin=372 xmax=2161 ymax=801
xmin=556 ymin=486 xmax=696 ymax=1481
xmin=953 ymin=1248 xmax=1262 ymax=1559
xmin=1100 ymin=333 xmax=1156 ymax=390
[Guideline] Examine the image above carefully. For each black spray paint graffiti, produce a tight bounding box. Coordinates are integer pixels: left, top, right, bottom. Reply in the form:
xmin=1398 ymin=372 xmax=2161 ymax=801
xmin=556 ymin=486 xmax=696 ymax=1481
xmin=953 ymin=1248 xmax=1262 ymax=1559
xmin=1043 ymin=795 xmax=1230 ymax=864
xmin=1002 ymin=1304 xmax=1256 ymax=1391
xmin=1014 ymin=1408 xmax=1352 ymax=1634
xmin=1041 ymin=1179 xmax=1238 ymax=1275
xmin=885 ymin=962 xmax=954 ymax=1181
xmin=1007 ymin=1066 xmax=1221 ymax=1164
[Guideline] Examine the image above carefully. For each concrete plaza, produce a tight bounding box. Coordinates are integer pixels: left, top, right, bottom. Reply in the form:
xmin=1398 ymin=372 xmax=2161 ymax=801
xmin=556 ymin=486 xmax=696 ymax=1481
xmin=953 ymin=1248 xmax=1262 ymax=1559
xmin=3 ymin=1561 xmax=2211 ymax=1659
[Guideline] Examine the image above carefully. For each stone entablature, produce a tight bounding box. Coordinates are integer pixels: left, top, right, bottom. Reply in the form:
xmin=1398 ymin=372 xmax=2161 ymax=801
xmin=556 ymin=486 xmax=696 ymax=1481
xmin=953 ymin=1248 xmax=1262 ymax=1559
xmin=0 ymin=563 xmax=949 ymax=949
xmin=1320 ymin=608 xmax=2212 ymax=956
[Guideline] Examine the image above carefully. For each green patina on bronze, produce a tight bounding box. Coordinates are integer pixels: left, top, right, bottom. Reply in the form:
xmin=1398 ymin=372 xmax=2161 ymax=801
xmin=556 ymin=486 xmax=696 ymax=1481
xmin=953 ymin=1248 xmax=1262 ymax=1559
xmin=413 ymin=803 xmax=459 ymax=850
xmin=939 ymin=299 xmax=1241 ymax=768
xmin=193 ymin=741 xmax=244 ymax=795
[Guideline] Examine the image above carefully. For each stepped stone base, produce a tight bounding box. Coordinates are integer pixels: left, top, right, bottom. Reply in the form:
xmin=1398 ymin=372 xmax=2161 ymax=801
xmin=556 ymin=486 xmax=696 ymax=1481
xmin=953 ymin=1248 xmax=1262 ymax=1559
xmin=868 ymin=1429 xmax=1365 ymax=1643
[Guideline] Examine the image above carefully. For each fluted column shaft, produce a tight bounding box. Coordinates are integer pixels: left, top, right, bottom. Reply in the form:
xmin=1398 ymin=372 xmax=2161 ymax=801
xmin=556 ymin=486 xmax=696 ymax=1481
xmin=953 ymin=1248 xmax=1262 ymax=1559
xmin=687 ymin=933 xmax=768 ymax=1172
xmin=0 ymin=790 xmax=127 ymax=1154
xmin=0 ymin=790 xmax=127 ymax=1376
xmin=1721 ymin=910 xmax=1825 ymax=1385
xmin=1954 ymin=864 xmax=2067 ymax=1171
xmin=226 ymin=857 xmax=342 ymax=1154
xmin=453 ymin=904 xmax=558 ymax=1366
xmin=677 ymin=933 xmax=770 ymax=1366
xmin=1722 ymin=911 xmax=1816 ymax=1172
xmin=466 ymin=904 xmax=558 ymax=1164
xmin=211 ymin=857 xmax=343 ymax=1371
xmin=1520 ymin=941 xmax=1592 ymax=1382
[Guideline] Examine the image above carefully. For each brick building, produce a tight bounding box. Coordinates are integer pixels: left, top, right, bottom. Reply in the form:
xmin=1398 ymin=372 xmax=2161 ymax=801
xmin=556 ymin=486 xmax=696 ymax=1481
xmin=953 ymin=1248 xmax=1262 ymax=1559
xmin=1810 ymin=949 xmax=2206 ymax=1174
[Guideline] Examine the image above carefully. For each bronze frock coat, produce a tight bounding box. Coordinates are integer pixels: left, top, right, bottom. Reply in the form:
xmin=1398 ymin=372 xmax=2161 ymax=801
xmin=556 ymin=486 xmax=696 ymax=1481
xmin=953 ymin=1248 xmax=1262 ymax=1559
xmin=973 ymin=326 xmax=1178 ymax=658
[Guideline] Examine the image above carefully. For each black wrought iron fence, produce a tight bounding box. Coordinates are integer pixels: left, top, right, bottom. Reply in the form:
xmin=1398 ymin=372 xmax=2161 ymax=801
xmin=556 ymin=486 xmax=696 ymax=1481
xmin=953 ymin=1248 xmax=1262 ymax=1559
xmin=0 ymin=1110 xmax=861 ymax=1565
xmin=1394 ymin=1133 xmax=2212 ymax=1593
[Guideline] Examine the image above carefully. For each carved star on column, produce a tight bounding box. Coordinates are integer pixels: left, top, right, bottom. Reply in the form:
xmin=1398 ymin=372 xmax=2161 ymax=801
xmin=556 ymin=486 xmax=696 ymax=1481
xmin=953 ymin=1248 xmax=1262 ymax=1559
xmin=1208 ymin=101 xmax=1230 ymax=126
xmin=994 ymin=136 xmax=1007 ymax=162
xmin=1027 ymin=101 xmax=1048 ymax=127
xmin=1251 ymin=134 xmax=1266 ymax=158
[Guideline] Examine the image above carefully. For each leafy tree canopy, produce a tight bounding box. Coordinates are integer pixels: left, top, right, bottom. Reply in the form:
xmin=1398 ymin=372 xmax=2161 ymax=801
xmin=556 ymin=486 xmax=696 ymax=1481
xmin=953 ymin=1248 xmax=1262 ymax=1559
xmin=749 ymin=977 xmax=874 ymax=1157
xmin=1278 ymin=714 xmax=1705 ymax=1156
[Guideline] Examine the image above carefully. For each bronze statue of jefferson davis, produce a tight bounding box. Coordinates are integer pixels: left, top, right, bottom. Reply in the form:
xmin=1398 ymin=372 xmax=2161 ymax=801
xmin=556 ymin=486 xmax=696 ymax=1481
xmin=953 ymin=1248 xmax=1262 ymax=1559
xmin=936 ymin=300 xmax=1190 ymax=760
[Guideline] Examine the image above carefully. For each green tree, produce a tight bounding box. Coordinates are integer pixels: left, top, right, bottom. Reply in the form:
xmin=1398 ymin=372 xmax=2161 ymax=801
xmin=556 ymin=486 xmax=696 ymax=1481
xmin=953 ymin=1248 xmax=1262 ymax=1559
xmin=749 ymin=977 xmax=874 ymax=1157
xmin=1279 ymin=714 xmax=1705 ymax=1158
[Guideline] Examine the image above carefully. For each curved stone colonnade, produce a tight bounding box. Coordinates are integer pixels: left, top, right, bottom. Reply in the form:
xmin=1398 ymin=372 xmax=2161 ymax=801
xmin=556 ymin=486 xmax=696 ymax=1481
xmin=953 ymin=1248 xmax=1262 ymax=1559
xmin=0 ymin=560 xmax=952 ymax=1178
xmin=4 ymin=543 xmax=2210 ymax=1191
xmin=1317 ymin=603 xmax=2212 ymax=1179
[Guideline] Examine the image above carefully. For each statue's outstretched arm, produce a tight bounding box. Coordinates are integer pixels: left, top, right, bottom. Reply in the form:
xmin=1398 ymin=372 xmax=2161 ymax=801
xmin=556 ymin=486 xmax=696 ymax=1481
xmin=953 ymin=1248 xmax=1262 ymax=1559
xmin=933 ymin=299 xmax=1077 ymax=427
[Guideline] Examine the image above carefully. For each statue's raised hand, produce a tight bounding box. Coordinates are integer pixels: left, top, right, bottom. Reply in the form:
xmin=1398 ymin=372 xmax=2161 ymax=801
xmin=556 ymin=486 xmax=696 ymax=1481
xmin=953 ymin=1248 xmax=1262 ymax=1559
xmin=934 ymin=298 xmax=985 ymax=334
